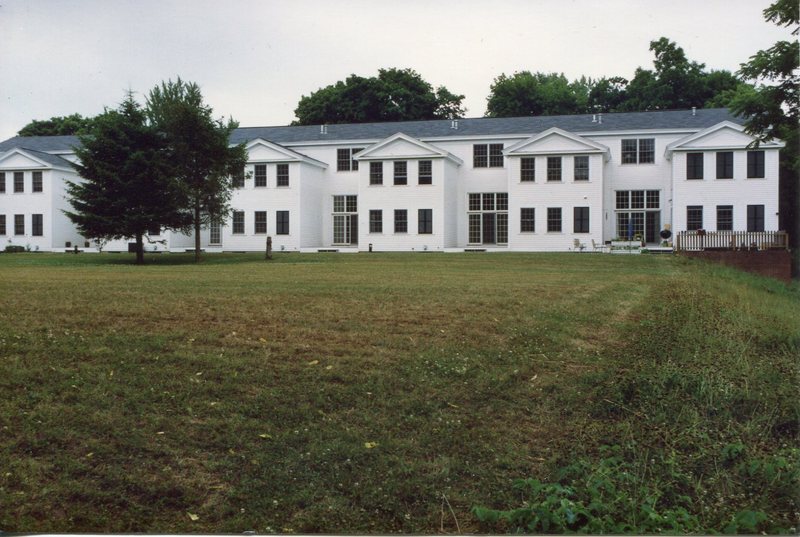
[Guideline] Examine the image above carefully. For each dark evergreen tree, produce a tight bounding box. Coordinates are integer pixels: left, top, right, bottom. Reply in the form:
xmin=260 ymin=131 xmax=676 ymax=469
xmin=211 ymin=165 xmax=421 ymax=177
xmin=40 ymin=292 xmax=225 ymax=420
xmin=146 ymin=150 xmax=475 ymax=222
xmin=66 ymin=93 xmax=189 ymax=264
xmin=146 ymin=78 xmax=248 ymax=262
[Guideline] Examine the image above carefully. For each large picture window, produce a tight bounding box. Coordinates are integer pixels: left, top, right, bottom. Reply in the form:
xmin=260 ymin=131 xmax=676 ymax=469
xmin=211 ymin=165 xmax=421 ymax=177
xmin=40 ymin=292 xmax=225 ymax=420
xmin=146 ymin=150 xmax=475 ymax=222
xmin=468 ymin=193 xmax=507 ymax=244
xmin=616 ymin=190 xmax=661 ymax=242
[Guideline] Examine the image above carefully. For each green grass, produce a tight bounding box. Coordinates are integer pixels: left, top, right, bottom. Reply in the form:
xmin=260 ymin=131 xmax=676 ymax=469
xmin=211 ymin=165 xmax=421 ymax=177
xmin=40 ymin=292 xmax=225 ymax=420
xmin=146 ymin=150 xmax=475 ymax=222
xmin=0 ymin=252 xmax=797 ymax=533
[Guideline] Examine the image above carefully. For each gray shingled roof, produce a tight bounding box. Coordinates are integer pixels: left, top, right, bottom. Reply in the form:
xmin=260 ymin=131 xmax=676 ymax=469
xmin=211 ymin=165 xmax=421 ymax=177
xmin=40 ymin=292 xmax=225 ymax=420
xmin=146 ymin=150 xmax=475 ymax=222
xmin=0 ymin=145 xmax=76 ymax=169
xmin=0 ymin=108 xmax=742 ymax=154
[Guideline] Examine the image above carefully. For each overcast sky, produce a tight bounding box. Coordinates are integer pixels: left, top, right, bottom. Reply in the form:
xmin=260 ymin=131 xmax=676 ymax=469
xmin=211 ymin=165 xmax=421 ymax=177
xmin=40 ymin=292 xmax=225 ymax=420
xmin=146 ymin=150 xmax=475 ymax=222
xmin=0 ymin=0 xmax=790 ymax=140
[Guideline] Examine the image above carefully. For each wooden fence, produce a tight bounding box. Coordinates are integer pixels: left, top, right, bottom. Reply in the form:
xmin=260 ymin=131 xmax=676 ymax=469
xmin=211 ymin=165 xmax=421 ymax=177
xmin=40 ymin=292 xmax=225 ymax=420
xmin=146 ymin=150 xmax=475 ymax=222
xmin=675 ymin=230 xmax=789 ymax=252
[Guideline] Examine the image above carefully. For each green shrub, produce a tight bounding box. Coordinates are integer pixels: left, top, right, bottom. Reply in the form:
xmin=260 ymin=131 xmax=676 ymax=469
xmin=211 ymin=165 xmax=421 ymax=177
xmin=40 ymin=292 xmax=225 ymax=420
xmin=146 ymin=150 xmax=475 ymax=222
xmin=4 ymin=245 xmax=25 ymax=253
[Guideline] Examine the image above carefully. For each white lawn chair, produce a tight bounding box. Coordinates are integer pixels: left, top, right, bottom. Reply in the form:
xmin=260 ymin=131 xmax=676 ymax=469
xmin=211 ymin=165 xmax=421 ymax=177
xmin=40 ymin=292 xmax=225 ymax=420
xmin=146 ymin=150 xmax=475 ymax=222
xmin=573 ymin=238 xmax=586 ymax=252
xmin=592 ymin=239 xmax=609 ymax=253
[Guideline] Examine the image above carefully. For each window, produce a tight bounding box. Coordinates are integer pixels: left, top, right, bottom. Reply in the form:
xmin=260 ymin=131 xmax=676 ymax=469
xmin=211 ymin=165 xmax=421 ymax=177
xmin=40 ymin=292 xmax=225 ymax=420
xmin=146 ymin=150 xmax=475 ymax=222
xmin=254 ymin=164 xmax=267 ymax=187
xmin=616 ymin=190 xmax=661 ymax=243
xmin=232 ymin=211 xmax=245 ymax=234
xmin=468 ymin=193 xmax=508 ymax=244
xmin=686 ymin=153 xmax=704 ymax=179
xmin=277 ymin=164 xmax=289 ymax=187
xmin=148 ymin=225 xmax=160 ymax=236
xmin=418 ymin=160 xmax=432 ymax=185
xmin=394 ymin=209 xmax=407 ymax=233
xmin=646 ymin=190 xmax=660 ymax=209
xmin=574 ymin=156 xmax=589 ymax=181
xmin=14 ymin=172 xmax=23 ymax=193
xmin=616 ymin=191 xmax=630 ymax=209
xmin=33 ymin=171 xmax=43 ymax=192
xmin=547 ymin=208 xmax=562 ymax=232
xmin=369 ymin=210 xmax=382 ymax=233
xmin=631 ymin=190 xmax=645 ymax=209
xmin=621 ymin=138 xmax=655 ymax=164
xmin=687 ymin=206 xmax=703 ymax=231
xmin=209 ymin=222 xmax=221 ymax=245
xmin=418 ymin=209 xmax=432 ymax=234
xmin=14 ymin=214 xmax=24 ymax=235
xmin=716 ymin=205 xmax=733 ymax=231
xmin=716 ymin=152 xmax=733 ymax=179
xmin=254 ymin=211 xmax=267 ymax=234
xmin=547 ymin=157 xmax=562 ymax=182
xmin=337 ymin=148 xmax=362 ymax=171
xmin=276 ymin=211 xmax=289 ymax=235
xmin=747 ymin=205 xmax=764 ymax=232
xmin=0 ymin=172 xmax=5 ymax=193
xmin=520 ymin=208 xmax=535 ymax=232
xmin=473 ymin=144 xmax=504 ymax=168
xmin=394 ymin=161 xmax=407 ymax=185
xmin=32 ymin=214 xmax=43 ymax=236
xmin=232 ymin=168 xmax=245 ymax=188
xmin=0 ymin=215 xmax=5 ymax=235
xmin=574 ymin=207 xmax=590 ymax=233
xmin=520 ymin=157 xmax=535 ymax=182
xmin=747 ymin=151 xmax=765 ymax=178
xmin=370 ymin=162 xmax=383 ymax=185
xmin=333 ymin=195 xmax=358 ymax=213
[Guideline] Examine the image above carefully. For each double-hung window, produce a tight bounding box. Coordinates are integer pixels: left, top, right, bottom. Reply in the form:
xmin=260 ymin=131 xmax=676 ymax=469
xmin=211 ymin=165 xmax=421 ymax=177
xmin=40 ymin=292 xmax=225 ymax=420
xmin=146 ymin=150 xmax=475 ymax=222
xmin=418 ymin=160 xmax=432 ymax=185
xmin=716 ymin=205 xmax=733 ymax=231
xmin=473 ymin=144 xmax=504 ymax=168
xmin=0 ymin=215 xmax=5 ymax=235
xmin=277 ymin=164 xmax=289 ymax=187
xmin=520 ymin=158 xmax=535 ymax=182
xmin=747 ymin=151 xmax=765 ymax=178
xmin=547 ymin=157 xmax=562 ymax=182
xmin=0 ymin=172 xmax=5 ymax=193
xmin=369 ymin=210 xmax=382 ymax=233
xmin=254 ymin=211 xmax=267 ymax=234
xmin=520 ymin=208 xmax=535 ymax=232
xmin=621 ymin=138 xmax=655 ymax=164
xmin=337 ymin=148 xmax=362 ymax=171
xmin=418 ymin=209 xmax=432 ymax=234
xmin=232 ymin=211 xmax=245 ymax=234
xmin=716 ymin=152 xmax=733 ymax=179
xmin=394 ymin=161 xmax=407 ymax=185
xmin=232 ymin=168 xmax=245 ymax=188
xmin=574 ymin=156 xmax=589 ymax=181
xmin=687 ymin=206 xmax=703 ymax=231
xmin=686 ymin=153 xmax=704 ymax=179
xmin=394 ymin=210 xmax=407 ymax=233
xmin=32 ymin=171 xmax=43 ymax=192
xmin=14 ymin=172 xmax=23 ymax=193
xmin=254 ymin=164 xmax=267 ymax=187
xmin=547 ymin=208 xmax=562 ymax=232
xmin=14 ymin=214 xmax=24 ymax=235
xmin=370 ymin=162 xmax=383 ymax=185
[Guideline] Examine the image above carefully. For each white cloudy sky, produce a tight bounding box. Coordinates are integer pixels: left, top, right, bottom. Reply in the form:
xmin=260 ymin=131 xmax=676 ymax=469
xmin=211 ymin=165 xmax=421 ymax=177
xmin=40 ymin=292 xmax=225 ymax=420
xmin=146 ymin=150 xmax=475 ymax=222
xmin=0 ymin=0 xmax=790 ymax=140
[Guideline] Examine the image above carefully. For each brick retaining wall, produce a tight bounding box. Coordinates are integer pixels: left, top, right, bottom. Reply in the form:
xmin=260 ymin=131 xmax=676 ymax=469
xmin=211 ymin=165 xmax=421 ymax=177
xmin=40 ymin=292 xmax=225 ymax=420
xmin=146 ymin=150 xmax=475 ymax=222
xmin=680 ymin=250 xmax=792 ymax=283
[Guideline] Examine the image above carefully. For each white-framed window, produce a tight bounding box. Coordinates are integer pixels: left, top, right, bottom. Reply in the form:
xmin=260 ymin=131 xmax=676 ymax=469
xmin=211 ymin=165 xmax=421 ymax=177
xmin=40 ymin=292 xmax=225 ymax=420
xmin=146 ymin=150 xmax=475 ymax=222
xmin=473 ymin=143 xmax=504 ymax=168
xmin=14 ymin=172 xmax=23 ymax=193
xmin=716 ymin=205 xmax=733 ymax=231
xmin=573 ymin=207 xmax=589 ymax=233
xmin=520 ymin=208 xmax=535 ymax=232
xmin=254 ymin=164 xmax=267 ymax=187
xmin=394 ymin=161 xmax=407 ymax=185
xmin=277 ymin=164 xmax=289 ymax=187
xmin=547 ymin=157 xmax=562 ymax=182
xmin=394 ymin=209 xmax=407 ymax=233
xmin=418 ymin=160 xmax=432 ymax=185
xmin=254 ymin=211 xmax=267 ymax=234
xmin=14 ymin=214 xmax=24 ymax=235
xmin=468 ymin=193 xmax=508 ymax=244
xmin=369 ymin=210 xmax=382 ymax=233
xmin=687 ymin=206 xmax=703 ymax=231
xmin=337 ymin=148 xmax=362 ymax=171
xmin=370 ymin=162 xmax=383 ymax=185
xmin=547 ymin=207 xmax=562 ymax=232
xmin=574 ymin=156 xmax=589 ymax=181
xmin=209 ymin=221 xmax=221 ymax=245
xmin=0 ymin=172 xmax=5 ymax=193
xmin=32 ymin=171 xmax=43 ymax=192
xmin=747 ymin=151 xmax=765 ymax=178
xmin=520 ymin=158 xmax=535 ymax=182
xmin=32 ymin=214 xmax=43 ymax=236
xmin=621 ymin=138 xmax=655 ymax=164
xmin=232 ymin=211 xmax=245 ymax=234
xmin=276 ymin=211 xmax=290 ymax=235
xmin=418 ymin=209 xmax=433 ymax=234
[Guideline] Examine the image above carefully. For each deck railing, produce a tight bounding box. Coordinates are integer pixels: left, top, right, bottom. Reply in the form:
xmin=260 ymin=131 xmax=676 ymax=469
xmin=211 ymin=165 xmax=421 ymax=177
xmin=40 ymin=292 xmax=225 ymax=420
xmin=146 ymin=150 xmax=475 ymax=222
xmin=675 ymin=230 xmax=789 ymax=252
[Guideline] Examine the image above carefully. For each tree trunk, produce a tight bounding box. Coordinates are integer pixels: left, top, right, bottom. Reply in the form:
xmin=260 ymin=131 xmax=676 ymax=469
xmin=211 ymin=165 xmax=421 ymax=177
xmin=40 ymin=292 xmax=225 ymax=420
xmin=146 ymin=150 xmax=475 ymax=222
xmin=135 ymin=233 xmax=144 ymax=265
xmin=194 ymin=202 xmax=201 ymax=263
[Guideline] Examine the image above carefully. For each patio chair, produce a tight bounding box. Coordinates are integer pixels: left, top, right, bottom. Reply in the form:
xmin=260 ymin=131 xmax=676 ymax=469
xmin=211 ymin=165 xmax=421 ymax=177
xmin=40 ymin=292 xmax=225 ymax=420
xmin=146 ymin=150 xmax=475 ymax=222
xmin=592 ymin=239 xmax=609 ymax=253
xmin=573 ymin=238 xmax=586 ymax=252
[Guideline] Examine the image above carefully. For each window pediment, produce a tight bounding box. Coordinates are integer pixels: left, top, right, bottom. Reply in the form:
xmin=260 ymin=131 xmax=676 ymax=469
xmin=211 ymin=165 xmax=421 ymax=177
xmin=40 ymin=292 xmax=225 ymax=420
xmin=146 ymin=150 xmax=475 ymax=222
xmin=504 ymin=128 xmax=610 ymax=161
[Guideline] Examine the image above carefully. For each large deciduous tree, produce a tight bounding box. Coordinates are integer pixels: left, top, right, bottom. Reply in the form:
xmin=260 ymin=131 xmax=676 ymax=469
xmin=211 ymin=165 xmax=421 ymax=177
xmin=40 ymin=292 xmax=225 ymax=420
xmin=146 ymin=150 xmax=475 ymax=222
xmin=66 ymin=93 xmax=189 ymax=264
xmin=18 ymin=113 xmax=96 ymax=136
xmin=146 ymin=78 xmax=248 ymax=263
xmin=730 ymin=0 xmax=799 ymax=274
xmin=293 ymin=68 xmax=465 ymax=125
xmin=485 ymin=72 xmax=589 ymax=117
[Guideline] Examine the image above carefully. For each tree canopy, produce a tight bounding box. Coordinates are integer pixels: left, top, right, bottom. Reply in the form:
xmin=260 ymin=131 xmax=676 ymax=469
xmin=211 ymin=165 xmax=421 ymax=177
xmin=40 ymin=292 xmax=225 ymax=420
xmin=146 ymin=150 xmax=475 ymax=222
xmin=146 ymin=78 xmax=248 ymax=262
xmin=66 ymin=94 xmax=189 ymax=264
xmin=486 ymin=38 xmax=747 ymax=117
xmin=292 ymin=68 xmax=465 ymax=125
xmin=18 ymin=113 xmax=96 ymax=136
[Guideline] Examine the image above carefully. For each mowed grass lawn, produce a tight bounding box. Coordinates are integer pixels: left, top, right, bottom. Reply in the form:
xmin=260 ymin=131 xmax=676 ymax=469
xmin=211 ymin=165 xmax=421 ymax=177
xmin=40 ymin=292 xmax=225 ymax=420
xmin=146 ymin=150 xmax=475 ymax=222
xmin=0 ymin=252 xmax=797 ymax=533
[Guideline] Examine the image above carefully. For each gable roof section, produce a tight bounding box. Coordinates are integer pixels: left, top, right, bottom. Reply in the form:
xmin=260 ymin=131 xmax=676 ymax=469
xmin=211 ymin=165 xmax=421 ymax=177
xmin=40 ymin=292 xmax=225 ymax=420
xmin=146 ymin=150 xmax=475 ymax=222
xmin=504 ymin=128 xmax=611 ymax=161
xmin=354 ymin=133 xmax=463 ymax=165
xmin=0 ymin=147 xmax=76 ymax=171
xmin=245 ymin=138 xmax=328 ymax=168
xmin=665 ymin=121 xmax=785 ymax=158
